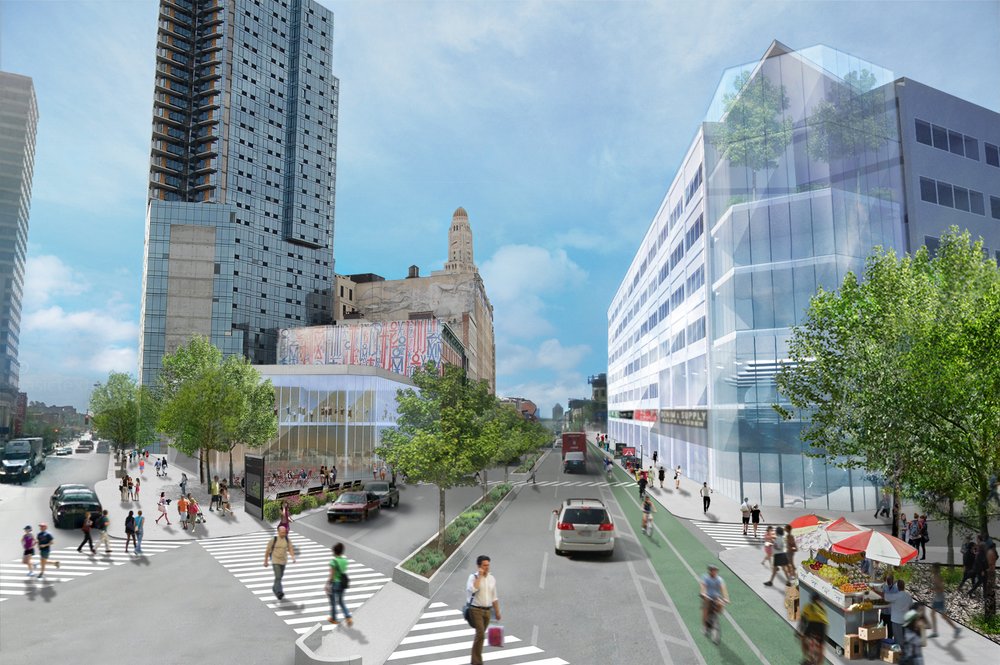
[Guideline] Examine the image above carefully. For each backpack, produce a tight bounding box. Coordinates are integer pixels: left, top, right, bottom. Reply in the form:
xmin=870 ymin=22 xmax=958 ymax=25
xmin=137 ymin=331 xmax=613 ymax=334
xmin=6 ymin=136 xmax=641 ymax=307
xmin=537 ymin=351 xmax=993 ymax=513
xmin=125 ymin=516 xmax=135 ymax=532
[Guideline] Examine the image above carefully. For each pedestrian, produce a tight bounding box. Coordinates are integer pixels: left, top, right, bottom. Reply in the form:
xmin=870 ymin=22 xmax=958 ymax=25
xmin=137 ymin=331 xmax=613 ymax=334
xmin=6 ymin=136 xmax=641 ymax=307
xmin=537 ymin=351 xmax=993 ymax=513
xmin=967 ymin=538 xmax=991 ymax=596
xmin=180 ymin=472 xmax=188 ymax=497
xmin=186 ymin=495 xmax=200 ymax=534
xmin=761 ymin=526 xmax=775 ymax=567
xmin=957 ymin=536 xmax=978 ymax=592
xmin=652 ymin=450 xmax=658 ymax=466
xmin=134 ymin=477 xmax=140 ymax=501
xmin=124 ymin=510 xmax=137 ymax=553
xmin=700 ymin=482 xmax=712 ymax=514
xmin=264 ymin=525 xmax=296 ymax=601
xmin=177 ymin=494 xmax=189 ymax=530
xmin=658 ymin=465 xmax=665 ymax=489
xmin=325 ymin=542 xmax=353 ymax=626
xmin=641 ymin=495 xmax=656 ymax=535
xmin=764 ymin=526 xmax=788 ymax=586
xmin=145 ymin=450 xmax=149 ymax=461
xmin=161 ymin=457 xmax=168 ymax=475
xmin=379 ymin=463 xmax=387 ymax=481
xmin=78 ymin=511 xmax=96 ymax=553
xmin=529 ymin=465 xmax=537 ymax=485
xmin=34 ymin=522 xmax=62 ymax=578
xmin=674 ymin=465 xmax=682 ymax=490
xmin=278 ymin=501 xmax=292 ymax=534
xmin=372 ymin=461 xmax=378 ymax=479
xmin=740 ymin=498 xmax=751 ymax=535
xmin=134 ymin=510 xmax=145 ymax=554
xmin=798 ymin=598 xmax=829 ymax=665
xmin=219 ymin=482 xmax=231 ymax=516
xmin=917 ymin=515 xmax=929 ymax=560
xmin=898 ymin=609 xmax=926 ymax=665
xmin=120 ymin=476 xmax=128 ymax=502
xmin=750 ymin=504 xmax=763 ymax=537
xmin=876 ymin=578 xmax=913 ymax=641
xmin=127 ymin=475 xmax=135 ymax=501
xmin=154 ymin=491 xmax=170 ymax=524
xmin=875 ymin=489 xmax=891 ymax=518
xmin=784 ymin=524 xmax=798 ymax=578
xmin=97 ymin=509 xmax=111 ymax=553
xmin=927 ymin=563 xmax=960 ymax=639
xmin=155 ymin=458 xmax=162 ymax=477
xmin=638 ymin=474 xmax=648 ymax=499
xmin=906 ymin=517 xmax=920 ymax=552
xmin=210 ymin=475 xmax=220 ymax=512
xmin=331 ymin=465 xmax=337 ymax=485
xmin=899 ymin=512 xmax=909 ymax=537
xmin=466 ymin=555 xmax=501 ymax=665
xmin=21 ymin=526 xmax=36 ymax=576
xmin=138 ymin=456 xmax=145 ymax=475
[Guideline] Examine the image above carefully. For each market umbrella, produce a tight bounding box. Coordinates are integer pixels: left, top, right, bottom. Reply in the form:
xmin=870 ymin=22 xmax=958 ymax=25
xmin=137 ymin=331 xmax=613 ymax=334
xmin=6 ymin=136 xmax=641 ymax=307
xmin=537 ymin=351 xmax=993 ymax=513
xmin=823 ymin=517 xmax=865 ymax=543
xmin=789 ymin=514 xmax=825 ymax=535
xmin=831 ymin=529 xmax=918 ymax=566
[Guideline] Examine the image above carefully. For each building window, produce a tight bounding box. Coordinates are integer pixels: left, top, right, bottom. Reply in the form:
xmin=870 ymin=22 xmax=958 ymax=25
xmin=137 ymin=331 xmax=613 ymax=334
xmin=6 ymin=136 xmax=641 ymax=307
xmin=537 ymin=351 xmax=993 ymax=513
xmin=915 ymin=119 xmax=932 ymax=145
xmin=986 ymin=143 xmax=1000 ymax=168
xmin=991 ymin=196 xmax=1000 ymax=220
xmin=920 ymin=176 xmax=985 ymax=217
xmin=924 ymin=236 xmax=940 ymax=258
xmin=919 ymin=177 xmax=936 ymax=203
xmin=917 ymin=119 xmax=982 ymax=162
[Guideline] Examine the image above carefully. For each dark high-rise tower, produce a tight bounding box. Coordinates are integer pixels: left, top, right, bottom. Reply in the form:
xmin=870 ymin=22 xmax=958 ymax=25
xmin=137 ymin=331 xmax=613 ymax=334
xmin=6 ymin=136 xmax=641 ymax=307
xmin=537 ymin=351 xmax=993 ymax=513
xmin=0 ymin=72 xmax=38 ymax=437
xmin=139 ymin=0 xmax=339 ymax=385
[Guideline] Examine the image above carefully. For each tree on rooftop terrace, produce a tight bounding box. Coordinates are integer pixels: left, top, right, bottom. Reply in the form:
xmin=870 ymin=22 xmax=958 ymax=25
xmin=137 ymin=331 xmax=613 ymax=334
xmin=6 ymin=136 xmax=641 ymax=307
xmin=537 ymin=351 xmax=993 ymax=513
xmin=713 ymin=69 xmax=794 ymax=201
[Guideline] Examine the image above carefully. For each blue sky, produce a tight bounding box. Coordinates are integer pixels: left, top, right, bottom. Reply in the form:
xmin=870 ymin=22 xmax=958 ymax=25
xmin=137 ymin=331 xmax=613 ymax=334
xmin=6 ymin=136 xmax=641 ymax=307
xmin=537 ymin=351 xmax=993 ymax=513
xmin=3 ymin=0 xmax=999 ymax=415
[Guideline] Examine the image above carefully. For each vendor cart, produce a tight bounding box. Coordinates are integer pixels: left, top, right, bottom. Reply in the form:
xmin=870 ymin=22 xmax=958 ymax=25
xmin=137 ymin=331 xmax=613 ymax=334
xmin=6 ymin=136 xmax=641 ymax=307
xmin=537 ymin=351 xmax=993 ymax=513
xmin=797 ymin=569 xmax=887 ymax=656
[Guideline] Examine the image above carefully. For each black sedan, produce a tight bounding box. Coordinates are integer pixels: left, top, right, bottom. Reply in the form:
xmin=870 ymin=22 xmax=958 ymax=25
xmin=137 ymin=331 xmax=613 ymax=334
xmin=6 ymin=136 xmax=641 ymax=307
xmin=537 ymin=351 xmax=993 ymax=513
xmin=51 ymin=488 xmax=102 ymax=529
xmin=327 ymin=491 xmax=381 ymax=522
xmin=49 ymin=484 xmax=89 ymax=511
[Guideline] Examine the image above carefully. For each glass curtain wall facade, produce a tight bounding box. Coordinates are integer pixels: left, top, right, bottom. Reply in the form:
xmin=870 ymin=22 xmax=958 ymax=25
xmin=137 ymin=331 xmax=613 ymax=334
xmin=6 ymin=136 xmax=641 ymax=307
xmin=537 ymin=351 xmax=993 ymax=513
xmin=609 ymin=42 xmax=910 ymax=509
xmin=0 ymin=73 xmax=37 ymax=437
xmin=140 ymin=0 xmax=339 ymax=386
xmin=258 ymin=367 xmax=409 ymax=479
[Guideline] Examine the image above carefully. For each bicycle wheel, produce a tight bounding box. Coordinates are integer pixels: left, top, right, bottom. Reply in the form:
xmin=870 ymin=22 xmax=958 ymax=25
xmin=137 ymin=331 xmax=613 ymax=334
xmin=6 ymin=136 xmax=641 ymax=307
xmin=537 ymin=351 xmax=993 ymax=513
xmin=709 ymin=612 xmax=721 ymax=644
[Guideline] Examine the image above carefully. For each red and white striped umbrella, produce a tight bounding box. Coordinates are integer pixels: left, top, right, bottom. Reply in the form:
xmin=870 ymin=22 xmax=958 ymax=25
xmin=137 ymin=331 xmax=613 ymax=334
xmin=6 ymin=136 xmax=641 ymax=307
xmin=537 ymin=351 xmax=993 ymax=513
xmin=823 ymin=517 xmax=865 ymax=543
xmin=831 ymin=529 xmax=918 ymax=566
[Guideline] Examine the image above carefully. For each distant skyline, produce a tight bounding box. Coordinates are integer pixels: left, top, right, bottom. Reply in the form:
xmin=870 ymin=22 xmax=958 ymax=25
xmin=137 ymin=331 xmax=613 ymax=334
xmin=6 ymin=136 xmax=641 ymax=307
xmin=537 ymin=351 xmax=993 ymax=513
xmin=3 ymin=0 xmax=999 ymax=415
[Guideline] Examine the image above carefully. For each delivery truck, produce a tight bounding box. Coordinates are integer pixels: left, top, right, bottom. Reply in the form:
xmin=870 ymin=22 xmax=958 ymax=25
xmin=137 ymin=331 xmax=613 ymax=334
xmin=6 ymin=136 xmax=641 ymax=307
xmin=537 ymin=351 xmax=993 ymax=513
xmin=1 ymin=437 xmax=45 ymax=483
xmin=561 ymin=433 xmax=587 ymax=460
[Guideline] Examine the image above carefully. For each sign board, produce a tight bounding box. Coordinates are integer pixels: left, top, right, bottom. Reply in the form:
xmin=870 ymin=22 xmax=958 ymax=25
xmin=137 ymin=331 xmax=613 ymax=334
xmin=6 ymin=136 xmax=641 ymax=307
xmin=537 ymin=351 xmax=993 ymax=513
xmin=622 ymin=447 xmax=636 ymax=457
xmin=659 ymin=409 xmax=708 ymax=428
xmin=614 ymin=442 xmax=626 ymax=458
xmin=634 ymin=409 xmax=657 ymax=422
xmin=244 ymin=454 xmax=265 ymax=519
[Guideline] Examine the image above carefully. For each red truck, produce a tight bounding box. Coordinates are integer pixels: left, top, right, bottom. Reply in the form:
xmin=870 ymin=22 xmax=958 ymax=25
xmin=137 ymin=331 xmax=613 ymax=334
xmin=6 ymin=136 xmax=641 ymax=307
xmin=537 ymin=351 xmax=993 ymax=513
xmin=561 ymin=433 xmax=587 ymax=472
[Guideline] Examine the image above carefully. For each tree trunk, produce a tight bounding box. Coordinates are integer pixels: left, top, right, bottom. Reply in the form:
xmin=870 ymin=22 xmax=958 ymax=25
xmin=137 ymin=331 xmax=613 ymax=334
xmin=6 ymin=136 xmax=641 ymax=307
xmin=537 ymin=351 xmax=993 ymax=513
xmin=891 ymin=483 xmax=900 ymax=539
xmin=981 ymin=511 xmax=996 ymax=619
xmin=228 ymin=446 xmax=234 ymax=486
xmin=437 ymin=485 xmax=447 ymax=554
xmin=946 ymin=497 xmax=954 ymax=567
xmin=481 ymin=468 xmax=488 ymax=501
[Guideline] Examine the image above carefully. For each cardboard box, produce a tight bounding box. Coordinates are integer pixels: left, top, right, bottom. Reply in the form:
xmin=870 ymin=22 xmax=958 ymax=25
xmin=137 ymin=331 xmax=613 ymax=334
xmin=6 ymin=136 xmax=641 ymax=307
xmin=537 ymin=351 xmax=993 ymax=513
xmin=843 ymin=634 xmax=864 ymax=660
xmin=881 ymin=645 xmax=901 ymax=663
xmin=859 ymin=624 xmax=888 ymax=641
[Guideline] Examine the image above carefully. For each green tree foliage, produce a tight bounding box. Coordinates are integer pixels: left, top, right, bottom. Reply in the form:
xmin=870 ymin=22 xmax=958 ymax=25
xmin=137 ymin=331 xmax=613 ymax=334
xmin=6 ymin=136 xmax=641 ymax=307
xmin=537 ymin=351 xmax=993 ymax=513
xmin=775 ymin=228 xmax=1000 ymax=617
xmin=157 ymin=337 xmax=276 ymax=485
xmin=89 ymin=372 xmax=158 ymax=457
xmin=376 ymin=362 xmax=496 ymax=553
xmin=713 ymin=70 xmax=794 ymax=199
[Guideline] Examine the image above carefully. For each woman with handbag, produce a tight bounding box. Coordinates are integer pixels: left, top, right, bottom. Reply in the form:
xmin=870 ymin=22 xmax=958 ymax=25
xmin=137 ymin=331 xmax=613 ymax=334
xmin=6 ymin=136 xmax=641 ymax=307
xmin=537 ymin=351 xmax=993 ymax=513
xmin=326 ymin=542 xmax=353 ymax=626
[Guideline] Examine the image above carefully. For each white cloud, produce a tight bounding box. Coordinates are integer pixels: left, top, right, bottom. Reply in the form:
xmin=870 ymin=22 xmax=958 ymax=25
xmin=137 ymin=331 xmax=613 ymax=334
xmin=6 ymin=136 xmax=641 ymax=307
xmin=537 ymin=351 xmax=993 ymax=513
xmin=23 ymin=306 xmax=138 ymax=344
xmin=497 ymin=338 xmax=590 ymax=376
xmin=23 ymin=255 xmax=90 ymax=305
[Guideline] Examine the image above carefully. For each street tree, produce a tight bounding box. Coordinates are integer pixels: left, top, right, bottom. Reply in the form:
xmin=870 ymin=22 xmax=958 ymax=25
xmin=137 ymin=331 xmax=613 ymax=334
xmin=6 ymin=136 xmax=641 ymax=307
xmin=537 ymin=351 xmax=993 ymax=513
xmin=775 ymin=228 xmax=1000 ymax=617
xmin=376 ymin=362 xmax=494 ymax=553
xmin=713 ymin=69 xmax=794 ymax=201
xmin=218 ymin=355 xmax=278 ymax=485
xmin=89 ymin=372 xmax=159 ymax=462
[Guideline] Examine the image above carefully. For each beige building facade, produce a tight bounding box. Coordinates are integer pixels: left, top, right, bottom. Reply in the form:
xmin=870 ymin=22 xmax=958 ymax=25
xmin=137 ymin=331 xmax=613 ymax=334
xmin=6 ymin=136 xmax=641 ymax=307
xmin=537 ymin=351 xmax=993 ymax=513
xmin=335 ymin=208 xmax=496 ymax=391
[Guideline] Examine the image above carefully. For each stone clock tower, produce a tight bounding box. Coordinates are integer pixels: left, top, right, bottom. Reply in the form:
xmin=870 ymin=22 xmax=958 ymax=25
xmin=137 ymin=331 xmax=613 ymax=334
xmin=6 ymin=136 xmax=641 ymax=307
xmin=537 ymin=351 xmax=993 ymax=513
xmin=444 ymin=207 xmax=475 ymax=273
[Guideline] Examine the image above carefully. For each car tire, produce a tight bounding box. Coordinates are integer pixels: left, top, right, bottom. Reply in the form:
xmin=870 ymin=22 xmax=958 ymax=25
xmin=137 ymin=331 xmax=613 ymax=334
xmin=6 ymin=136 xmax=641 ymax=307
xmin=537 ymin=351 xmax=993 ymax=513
xmin=603 ymin=549 xmax=614 ymax=558
xmin=393 ymin=498 xmax=398 ymax=508
xmin=554 ymin=547 xmax=564 ymax=556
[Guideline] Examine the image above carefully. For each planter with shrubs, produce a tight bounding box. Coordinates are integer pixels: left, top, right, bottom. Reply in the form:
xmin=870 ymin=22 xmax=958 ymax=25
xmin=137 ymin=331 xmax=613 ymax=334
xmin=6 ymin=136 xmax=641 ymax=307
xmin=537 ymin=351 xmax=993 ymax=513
xmin=263 ymin=489 xmax=342 ymax=523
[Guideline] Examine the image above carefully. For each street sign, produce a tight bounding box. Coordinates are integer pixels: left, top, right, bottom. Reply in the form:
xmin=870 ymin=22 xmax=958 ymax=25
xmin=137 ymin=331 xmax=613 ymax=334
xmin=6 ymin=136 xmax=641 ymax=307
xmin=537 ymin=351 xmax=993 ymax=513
xmin=622 ymin=447 xmax=636 ymax=456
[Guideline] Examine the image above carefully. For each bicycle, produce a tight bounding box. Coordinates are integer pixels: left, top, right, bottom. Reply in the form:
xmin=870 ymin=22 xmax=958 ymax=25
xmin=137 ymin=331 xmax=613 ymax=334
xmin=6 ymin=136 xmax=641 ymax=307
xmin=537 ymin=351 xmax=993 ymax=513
xmin=702 ymin=595 xmax=724 ymax=644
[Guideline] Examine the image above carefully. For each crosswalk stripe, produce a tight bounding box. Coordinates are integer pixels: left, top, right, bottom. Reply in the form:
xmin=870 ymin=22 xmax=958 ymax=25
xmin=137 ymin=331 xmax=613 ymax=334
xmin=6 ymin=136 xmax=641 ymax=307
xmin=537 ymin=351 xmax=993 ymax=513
xmin=200 ymin=530 xmax=388 ymax=633
xmin=690 ymin=521 xmax=777 ymax=550
xmin=0 ymin=541 xmax=189 ymax=600
xmin=388 ymin=600 xmax=570 ymax=664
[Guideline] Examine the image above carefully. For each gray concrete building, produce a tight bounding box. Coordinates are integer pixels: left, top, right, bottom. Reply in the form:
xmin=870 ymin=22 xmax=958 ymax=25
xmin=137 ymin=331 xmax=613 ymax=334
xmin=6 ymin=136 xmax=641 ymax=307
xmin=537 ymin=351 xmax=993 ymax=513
xmin=139 ymin=0 xmax=339 ymax=386
xmin=0 ymin=72 xmax=38 ymax=438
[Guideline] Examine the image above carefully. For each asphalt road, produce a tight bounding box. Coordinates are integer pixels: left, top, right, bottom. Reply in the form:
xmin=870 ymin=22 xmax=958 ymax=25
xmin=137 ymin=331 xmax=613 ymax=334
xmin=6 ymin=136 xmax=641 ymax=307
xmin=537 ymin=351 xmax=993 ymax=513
xmin=430 ymin=447 xmax=702 ymax=664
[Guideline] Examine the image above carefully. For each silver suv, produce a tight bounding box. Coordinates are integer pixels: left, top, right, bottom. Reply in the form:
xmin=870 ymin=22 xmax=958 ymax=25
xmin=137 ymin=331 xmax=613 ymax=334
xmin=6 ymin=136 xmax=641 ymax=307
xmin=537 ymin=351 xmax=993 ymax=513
xmin=553 ymin=498 xmax=615 ymax=557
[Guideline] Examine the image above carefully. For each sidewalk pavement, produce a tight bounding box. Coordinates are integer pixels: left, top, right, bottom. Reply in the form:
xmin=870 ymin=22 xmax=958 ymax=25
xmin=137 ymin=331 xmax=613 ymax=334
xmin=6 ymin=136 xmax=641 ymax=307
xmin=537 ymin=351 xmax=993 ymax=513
xmin=94 ymin=453 xmax=270 ymax=541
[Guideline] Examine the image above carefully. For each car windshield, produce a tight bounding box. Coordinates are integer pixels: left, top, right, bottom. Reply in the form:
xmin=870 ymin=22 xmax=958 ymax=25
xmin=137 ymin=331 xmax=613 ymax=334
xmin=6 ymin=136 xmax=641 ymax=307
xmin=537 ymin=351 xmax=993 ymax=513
xmin=563 ymin=508 xmax=608 ymax=524
xmin=367 ymin=483 xmax=389 ymax=491
xmin=4 ymin=453 xmax=29 ymax=460
xmin=338 ymin=493 xmax=365 ymax=503
xmin=61 ymin=493 xmax=97 ymax=502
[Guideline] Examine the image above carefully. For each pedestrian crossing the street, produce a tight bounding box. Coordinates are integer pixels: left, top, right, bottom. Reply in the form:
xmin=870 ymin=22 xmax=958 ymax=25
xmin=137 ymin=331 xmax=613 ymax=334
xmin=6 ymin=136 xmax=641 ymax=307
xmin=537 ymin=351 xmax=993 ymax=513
xmin=691 ymin=520 xmax=774 ymax=550
xmin=0 ymin=539 xmax=189 ymax=602
xmin=387 ymin=601 xmax=569 ymax=665
xmin=199 ymin=531 xmax=391 ymax=635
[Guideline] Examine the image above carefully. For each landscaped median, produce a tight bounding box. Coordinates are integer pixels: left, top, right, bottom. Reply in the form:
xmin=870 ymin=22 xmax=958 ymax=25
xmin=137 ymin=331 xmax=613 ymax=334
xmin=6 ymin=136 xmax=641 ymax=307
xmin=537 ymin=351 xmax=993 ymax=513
xmin=262 ymin=486 xmax=351 ymax=521
xmin=393 ymin=482 xmax=517 ymax=597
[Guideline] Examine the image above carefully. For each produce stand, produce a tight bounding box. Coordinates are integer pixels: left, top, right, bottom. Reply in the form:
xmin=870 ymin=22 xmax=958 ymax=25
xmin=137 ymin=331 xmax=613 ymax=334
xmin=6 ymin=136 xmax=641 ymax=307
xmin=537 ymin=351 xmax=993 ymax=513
xmin=799 ymin=550 xmax=888 ymax=657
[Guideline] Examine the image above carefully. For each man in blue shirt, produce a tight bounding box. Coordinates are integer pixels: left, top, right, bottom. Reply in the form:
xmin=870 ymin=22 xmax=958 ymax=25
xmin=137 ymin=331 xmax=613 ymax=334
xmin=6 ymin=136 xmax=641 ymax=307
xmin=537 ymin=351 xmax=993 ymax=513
xmin=699 ymin=564 xmax=730 ymax=633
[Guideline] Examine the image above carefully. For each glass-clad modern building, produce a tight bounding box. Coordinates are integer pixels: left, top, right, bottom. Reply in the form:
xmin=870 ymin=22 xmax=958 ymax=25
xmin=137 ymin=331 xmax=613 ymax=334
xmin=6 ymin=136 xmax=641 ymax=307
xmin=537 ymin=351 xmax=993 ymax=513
xmin=139 ymin=0 xmax=339 ymax=386
xmin=607 ymin=41 xmax=1000 ymax=509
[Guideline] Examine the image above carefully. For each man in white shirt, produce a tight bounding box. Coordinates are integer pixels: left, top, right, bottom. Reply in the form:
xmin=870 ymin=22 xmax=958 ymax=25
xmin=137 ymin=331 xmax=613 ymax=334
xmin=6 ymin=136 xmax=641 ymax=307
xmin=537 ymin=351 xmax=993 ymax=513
xmin=740 ymin=498 xmax=751 ymax=535
xmin=701 ymin=482 xmax=713 ymax=514
xmin=877 ymin=578 xmax=914 ymax=641
xmin=466 ymin=555 xmax=502 ymax=664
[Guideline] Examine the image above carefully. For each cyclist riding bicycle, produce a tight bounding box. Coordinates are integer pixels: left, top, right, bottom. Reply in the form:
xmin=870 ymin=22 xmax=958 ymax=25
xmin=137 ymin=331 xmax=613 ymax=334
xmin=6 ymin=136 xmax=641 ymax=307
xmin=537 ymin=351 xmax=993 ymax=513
xmin=700 ymin=564 xmax=730 ymax=634
xmin=641 ymin=495 xmax=656 ymax=533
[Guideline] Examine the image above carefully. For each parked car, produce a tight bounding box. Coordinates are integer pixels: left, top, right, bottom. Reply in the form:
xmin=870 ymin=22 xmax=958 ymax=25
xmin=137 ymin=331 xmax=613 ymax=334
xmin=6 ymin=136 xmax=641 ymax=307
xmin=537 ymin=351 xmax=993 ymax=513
xmin=55 ymin=445 xmax=74 ymax=456
xmin=553 ymin=498 xmax=615 ymax=557
xmin=364 ymin=481 xmax=399 ymax=508
xmin=95 ymin=441 xmax=110 ymax=454
xmin=327 ymin=491 xmax=381 ymax=522
xmin=50 ymin=487 xmax=102 ymax=529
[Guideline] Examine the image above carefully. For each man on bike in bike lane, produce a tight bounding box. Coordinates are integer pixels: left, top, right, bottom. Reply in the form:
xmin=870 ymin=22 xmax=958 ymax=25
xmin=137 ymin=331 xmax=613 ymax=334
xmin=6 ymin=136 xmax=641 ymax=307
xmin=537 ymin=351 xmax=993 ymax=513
xmin=641 ymin=495 xmax=656 ymax=535
xmin=700 ymin=564 xmax=730 ymax=637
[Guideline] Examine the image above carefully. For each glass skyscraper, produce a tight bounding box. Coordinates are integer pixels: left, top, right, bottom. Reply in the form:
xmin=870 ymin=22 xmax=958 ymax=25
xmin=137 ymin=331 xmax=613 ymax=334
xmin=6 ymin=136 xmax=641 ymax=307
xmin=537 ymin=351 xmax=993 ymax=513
xmin=139 ymin=0 xmax=339 ymax=386
xmin=0 ymin=72 xmax=38 ymax=437
xmin=608 ymin=42 xmax=1000 ymax=509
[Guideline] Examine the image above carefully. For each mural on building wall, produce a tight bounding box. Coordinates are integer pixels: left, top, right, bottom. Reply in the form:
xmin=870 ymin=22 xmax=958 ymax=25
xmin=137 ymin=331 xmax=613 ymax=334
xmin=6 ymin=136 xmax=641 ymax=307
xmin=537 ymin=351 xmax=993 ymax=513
xmin=278 ymin=320 xmax=451 ymax=377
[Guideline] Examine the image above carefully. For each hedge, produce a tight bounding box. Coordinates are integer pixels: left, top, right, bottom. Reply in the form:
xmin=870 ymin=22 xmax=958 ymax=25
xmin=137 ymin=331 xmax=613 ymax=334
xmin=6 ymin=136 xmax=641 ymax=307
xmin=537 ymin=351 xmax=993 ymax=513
xmin=263 ymin=487 xmax=342 ymax=523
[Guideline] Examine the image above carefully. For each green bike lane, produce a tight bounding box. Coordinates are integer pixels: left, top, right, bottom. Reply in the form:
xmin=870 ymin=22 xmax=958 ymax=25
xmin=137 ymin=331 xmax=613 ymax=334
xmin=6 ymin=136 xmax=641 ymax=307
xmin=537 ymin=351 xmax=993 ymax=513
xmin=604 ymin=457 xmax=804 ymax=665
